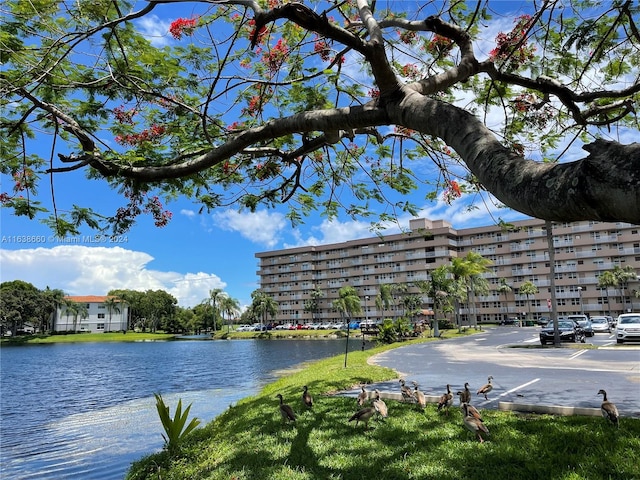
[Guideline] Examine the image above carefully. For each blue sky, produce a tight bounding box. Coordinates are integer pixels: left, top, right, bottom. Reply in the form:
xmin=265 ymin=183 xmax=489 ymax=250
xmin=1 ymin=1 xmax=631 ymax=309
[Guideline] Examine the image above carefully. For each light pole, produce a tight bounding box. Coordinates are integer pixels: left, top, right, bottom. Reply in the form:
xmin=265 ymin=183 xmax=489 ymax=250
xmin=577 ymin=286 xmax=583 ymax=315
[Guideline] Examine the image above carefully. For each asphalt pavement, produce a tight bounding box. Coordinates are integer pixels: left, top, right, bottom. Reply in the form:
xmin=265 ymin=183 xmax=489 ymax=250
xmin=346 ymin=326 xmax=640 ymax=418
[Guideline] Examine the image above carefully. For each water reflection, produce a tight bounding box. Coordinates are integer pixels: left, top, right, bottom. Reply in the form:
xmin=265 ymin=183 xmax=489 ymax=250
xmin=1 ymin=338 xmax=368 ymax=479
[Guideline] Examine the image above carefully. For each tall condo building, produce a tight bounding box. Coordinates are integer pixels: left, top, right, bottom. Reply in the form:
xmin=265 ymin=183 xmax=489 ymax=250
xmin=256 ymin=218 xmax=639 ymax=325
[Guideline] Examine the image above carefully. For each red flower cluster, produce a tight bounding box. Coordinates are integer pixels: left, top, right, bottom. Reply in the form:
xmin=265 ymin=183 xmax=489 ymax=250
xmin=398 ymin=30 xmax=418 ymax=45
xmin=0 ymin=192 xmax=10 ymax=204
xmin=489 ymin=15 xmax=536 ymax=70
xmin=442 ymin=179 xmax=462 ymax=204
xmin=314 ymin=38 xmax=331 ymax=62
xmin=243 ymin=95 xmax=263 ymax=117
xmin=115 ymin=125 xmax=166 ymax=146
xmin=368 ymin=88 xmax=380 ymax=98
xmin=13 ymin=168 xmax=34 ymax=192
xmin=262 ymin=38 xmax=289 ymax=72
xmin=426 ymin=34 xmax=453 ymax=55
xmin=248 ymin=18 xmax=268 ymax=45
xmin=114 ymin=190 xmax=173 ymax=231
xmin=169 ymin=17 xmax=198 ymax=40
xmin=400 ymin=63 xmax=420 ymax=79
xmin=113 ymin=105 xmax=136 ymax=125
xmin=394 ymin=126 xmax=415 ymax=136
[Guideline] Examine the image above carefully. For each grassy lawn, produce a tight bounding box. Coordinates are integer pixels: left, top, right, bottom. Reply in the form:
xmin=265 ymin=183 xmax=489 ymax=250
xmin=126 ymin=339 xmax=640 ymax=480
xmin=1 ymin=332 xmax=176 ymax=344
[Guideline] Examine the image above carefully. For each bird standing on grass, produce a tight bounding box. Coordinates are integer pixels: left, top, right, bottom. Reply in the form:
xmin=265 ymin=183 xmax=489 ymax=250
xmin=462 ymin=403 xmax=490 ymax=443
xmin=461 ymin=382 xmax=471 ymax=404
xmin=349 ymin=406 xmax=376 ymax=430
xmin=437 ymin=384 xmax=454 ymax=414
xmin=597 ymin=389 xmax=619 ymax=427
xmin=477 ymin=376 xmax=494 ymax=400
xmin=372 ymin=389 xmax=388 ymax=420
xmin=412 ymin=382 xmax=426 ymax=409
xmin=357 ymin=385 xmax=368 ymax=406
xmin=302 ymin=385 xmax=313 ymax=408
xmin=399 ymin=379 xmax=415 ymax=402
xmin=457 ymin=392 xmax=483 ymax=422
xmin=276 ymin=393 xmax=296 ymax=423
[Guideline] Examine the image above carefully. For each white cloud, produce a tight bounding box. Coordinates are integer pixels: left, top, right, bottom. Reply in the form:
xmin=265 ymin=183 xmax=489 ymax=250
xmin=0 ymin=246 xmax=225 ymax=307
xmin=212 ymin=209 xmax=287 ymax=248
xmin=136 ymin=15 xmax=171 ymax=47
xmin=180 ymin=209 xmax=196 ymax=218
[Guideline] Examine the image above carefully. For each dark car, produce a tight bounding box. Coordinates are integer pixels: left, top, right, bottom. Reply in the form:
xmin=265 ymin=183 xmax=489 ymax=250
xmin=539 ymin=319 xmax=585 ymax=345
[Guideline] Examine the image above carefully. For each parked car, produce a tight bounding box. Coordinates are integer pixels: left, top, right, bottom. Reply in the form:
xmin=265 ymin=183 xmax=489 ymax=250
xmin=589 ymin=316 xmax=611 ymax=333
xmin=318 ymin=322 xmax=333 ymax=329
xmin=539 ymin=319 xmax=585 ymax=345
xmin=274 ymin=323 xmax=292 ymax=330
xmin=536 ymin=316 xmax=550 ymax=326
xmin=348 ymin=321 xmax=361 ymax=330
xmin=615 ymin=313 xmax=640 ymax=344
xmin=566 ymin=315 xmax=593 ymax=337
xmin=252 ymin=323 xmax=267 ymax=331
xmin=235 ymin=324 xmax=253 ymax=332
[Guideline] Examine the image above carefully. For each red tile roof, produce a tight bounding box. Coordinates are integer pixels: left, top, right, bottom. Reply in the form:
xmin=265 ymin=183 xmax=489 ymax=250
xmin=64 ymin=295 xmax=122 ymax=303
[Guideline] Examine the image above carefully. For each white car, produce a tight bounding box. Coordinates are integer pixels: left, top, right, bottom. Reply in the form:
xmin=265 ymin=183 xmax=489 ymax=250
xmin=615 ymin=313 xmax=640 ymax=344
xmin=589 ymin=316 xmax=611 ymax=333
xmin=235 ymin=325 xmax=253 ymax=332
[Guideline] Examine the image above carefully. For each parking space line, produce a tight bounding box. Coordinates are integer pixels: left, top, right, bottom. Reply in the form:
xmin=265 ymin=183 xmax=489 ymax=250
xmin=569 ymin=349 xmax=588 ymax=360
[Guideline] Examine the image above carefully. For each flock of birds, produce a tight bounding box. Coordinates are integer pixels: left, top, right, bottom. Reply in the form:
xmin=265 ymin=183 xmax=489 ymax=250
xmin=275 ymin=378 xmax=619 ymax=444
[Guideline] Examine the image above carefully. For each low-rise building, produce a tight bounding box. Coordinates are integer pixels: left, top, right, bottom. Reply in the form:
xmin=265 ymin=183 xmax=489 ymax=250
xmin=53 ymin=295 xmax=129 ymax=333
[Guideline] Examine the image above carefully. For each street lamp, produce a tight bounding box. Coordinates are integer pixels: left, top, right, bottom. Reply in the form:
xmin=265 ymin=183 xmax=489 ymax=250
xmin=577 ymin=286 xmax=583 ymax=315
xmin=362 ymin=295 xmax=369 ymax=351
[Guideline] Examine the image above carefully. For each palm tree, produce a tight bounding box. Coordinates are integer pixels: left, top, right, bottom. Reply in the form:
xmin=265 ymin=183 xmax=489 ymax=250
xmin=416 ymin=266 xmax=453 ymax=337
xmin=613 ymin=265 xmax=638 ymax=313
xmin=103 ymin=296 xmax=121 ymax=332
xmin=303 ymin=287 xmax=324 ymax=324
xmin=220 ymin=295 xmax=240 ymax=333
xmin=449 ymin=252 xmax=491 ymax=332
xmin=597 ymin=271 xmax=617 ymax=318
xmin=497 ymin=278 xmax=513 ymax=324
xmin=251 ymin=290 xmax=278 ymax=328
xmin=208 ymin=288 xmax=225 ymax=332
xmin=462 ymin=252 xmax=492 ymax=329
xmin=333 ymin=286 xmax=362 ymax=368
xmin=375 ymin=283 xmax=394 ymax=321
xmin=519 ymin=281 xmax=539 ymax=327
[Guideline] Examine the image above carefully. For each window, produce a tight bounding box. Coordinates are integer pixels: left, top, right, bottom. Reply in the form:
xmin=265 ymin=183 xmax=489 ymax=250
xmin=97 ymin=313 xmax=105 ymax=319
xmin=97 ymin=323 xmax=105 ymax=330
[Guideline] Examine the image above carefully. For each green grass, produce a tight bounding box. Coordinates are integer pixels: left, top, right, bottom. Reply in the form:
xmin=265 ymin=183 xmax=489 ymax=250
xmin=126 ymin=340 xmax=640 ymax=480
xmin=0 ymin=332 xmax=175 ymax=344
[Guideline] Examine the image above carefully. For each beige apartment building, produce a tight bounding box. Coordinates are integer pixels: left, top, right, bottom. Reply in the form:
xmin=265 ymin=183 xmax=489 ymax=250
xmin=255 ymin=218 xmax=640 ymax=326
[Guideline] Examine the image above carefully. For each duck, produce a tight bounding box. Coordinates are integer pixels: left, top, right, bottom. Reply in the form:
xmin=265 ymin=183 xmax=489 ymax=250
xmin=412 ymin=382 xmax=426 ymax=409
xmin=437 ymin=384 xmax=454 ymax=414
xmin=349 ymin=406 xmax=377 ymax=429
xmin=477 ymin=376 xmax=493 ymax=400
xmin=372 ymin=389 xmax=388 ymax=419
xmin=302 ymin=385 xmax=313 ymax=408
xmin=597 ymin=389 xmax=619 ymax=427
xmin=456 ymin=392 xmax=483 ymax=422
xmin=462 ymin=403 xmax=490 ymax=443
xmin=276 ymin=393 xmax=296 ymax=423
xmin=399 ymin=379 xmax=415 ymax=402
xmin=461 ymin=382 xmax=472 ymax=404
xmin=357 ymin=385 xmax=368 ymax=406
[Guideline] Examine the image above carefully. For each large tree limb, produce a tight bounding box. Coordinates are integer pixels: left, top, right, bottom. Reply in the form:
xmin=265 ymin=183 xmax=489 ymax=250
xmin=390 ymin=89 xmax=640 ymax=224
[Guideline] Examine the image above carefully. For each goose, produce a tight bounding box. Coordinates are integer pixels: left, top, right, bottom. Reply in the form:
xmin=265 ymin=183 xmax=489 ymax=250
xmin=302 ymin=385 xmax=313 ymax=408
xmin=357 ymin=385 xmax=368 ymax=406
xmin=349 ymin=406 xmax=376 ymax=429
xmin=456 ymin=393 xmax=483 ymax=422
xmin=399 ymin=379 xmax=415 ymax=402
xmin=461 ymin=382 xmax=472 ymax=404
xmin=437 ymin=384 xmax=454 ymax=414
xmin=597 ymin=389 xmax=619 ymax=427
xmin=372 ymin=389 xmax=388 ymax=419
xmin=462 ymin=403 xmax=490 ymax=443
xmin=276 ymin=393 xmax=296 ymax=423
xmin=477 ymin=376 xmax=493 ymax=400
xmin=412 ymin=382 xmax=426 ymax=409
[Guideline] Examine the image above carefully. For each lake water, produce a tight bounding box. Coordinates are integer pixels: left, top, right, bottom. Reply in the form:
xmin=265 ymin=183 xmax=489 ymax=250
xmin=0 ymin=338 xmax=367 ymax=479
